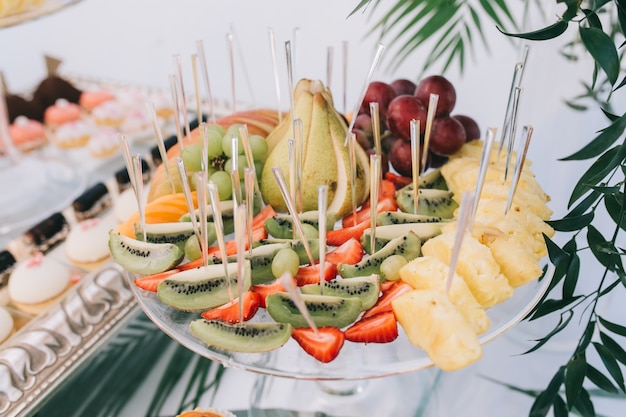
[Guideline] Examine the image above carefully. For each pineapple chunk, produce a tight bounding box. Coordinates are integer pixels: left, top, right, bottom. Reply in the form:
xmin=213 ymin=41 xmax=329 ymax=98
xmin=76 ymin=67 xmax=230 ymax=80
xmin=421 ymin=232 xmax=513 ymax=308
xmin=392 ymin=289 xmax=482 ymax=371
xmin=399 ymin=256 xmax=490 ymax=334
xmin=442 ymin=222 xmax=543 ymax=287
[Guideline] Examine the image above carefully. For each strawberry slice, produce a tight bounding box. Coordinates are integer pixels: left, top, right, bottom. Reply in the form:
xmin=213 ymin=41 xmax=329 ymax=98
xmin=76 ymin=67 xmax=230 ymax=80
xmin=326 ymin=219 xmax=370 ymax=247
xmin=200 ymin=291 xmax=261 ymax=324
xmin=326 ymin=238 xmax=364 ymax=265
xmin=385 ymin=171 xmax=412 ymax=189
xmin=361 ymin=281 xmax=413 ymax=319
xmin=133 ymin=269 xmax=180 ymax=292
xmin=295 ymin=262 xmax=337 ymax=286
xmin=291 ymin=326 xmax=345 ymax=363
xmin=252 ymin=204 xmax=278 ymax=229
xmin=341 ymin=197 xmax=398 ymax=228
xmin=345 ymin=311 xmax=398 ymax=344
xmin=380 ymin=179 xmax=397 ymax=198
xmin=251 ymin=278 xmax=292 ymax=308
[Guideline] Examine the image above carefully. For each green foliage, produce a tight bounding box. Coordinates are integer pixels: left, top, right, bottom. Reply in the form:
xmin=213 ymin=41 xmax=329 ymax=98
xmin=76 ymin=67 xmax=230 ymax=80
xmin=355 ymin=1 xmax=626 ymax=416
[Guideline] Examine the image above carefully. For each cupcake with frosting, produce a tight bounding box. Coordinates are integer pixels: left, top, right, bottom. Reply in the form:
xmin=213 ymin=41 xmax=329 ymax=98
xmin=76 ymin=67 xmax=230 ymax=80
xmin=92 ymin=100 xmax=125 ymax=128
xmin=79 ymin=89 xmax=115 ymax=112
xmin=51 ymin=119 xmax=92 ymax=149
xmin=44 ymin=98 xmax=82 ymax=128
xmin=88 ymin=127 xmax=120 ymax=158
xmin=9 ymin=116 xmax=48 ymax=152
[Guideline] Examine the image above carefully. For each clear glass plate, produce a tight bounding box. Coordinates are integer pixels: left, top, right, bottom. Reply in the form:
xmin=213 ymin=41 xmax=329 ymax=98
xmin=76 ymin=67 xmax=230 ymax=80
xmin=0 ymin=0 xmax=83 ymax=29
xmin=0 ymin=155 xmax=87 ymax=235
xmin=126 ymin=267 xmax=552 ymax=381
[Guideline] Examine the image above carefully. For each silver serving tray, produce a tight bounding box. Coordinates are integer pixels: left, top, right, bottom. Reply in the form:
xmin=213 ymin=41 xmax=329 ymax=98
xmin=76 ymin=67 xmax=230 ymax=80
xmin=0 ymin=263 xmax=138 ymax=417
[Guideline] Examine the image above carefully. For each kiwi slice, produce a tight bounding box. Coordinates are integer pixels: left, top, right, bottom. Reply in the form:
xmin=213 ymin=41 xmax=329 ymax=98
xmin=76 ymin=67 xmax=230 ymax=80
xmin=157 ymin=261 xmax=251 ymax=311
xmin=266 ymin=293 xmax=362 ymax=328
xmin=257 ymin=238 xmax=320 ymax=265
xmin=134 ymin=222 xmax=209 ymax=251
xmin=264 ymin=211 xmax=337 ymax=239
xmin=395 ymin=188 xmax=458 ymax=218
xmin=190 ymin=319 xmax=292 ymax=353
xmin=341 ymin=231 xmax=421 ymax=279
xmin=227 ymin=242 xmax=290 ymax=285
xmin=377 ymin=211 xmax=447 ymax=226
xmin=180 ymin=200 xmax=235 ymax=235
xmin=300 ymin=274 xmax=380 ymax=310
xmin=108 ymin=230 xmax=184 ymax=275
xmin=361 ymin=222 xmax=445 ymax=254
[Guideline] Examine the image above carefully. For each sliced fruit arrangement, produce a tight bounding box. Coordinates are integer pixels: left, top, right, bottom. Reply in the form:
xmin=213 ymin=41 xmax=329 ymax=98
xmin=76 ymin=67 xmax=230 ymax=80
xmin=108 ymin=77 xmax=554 ymax=371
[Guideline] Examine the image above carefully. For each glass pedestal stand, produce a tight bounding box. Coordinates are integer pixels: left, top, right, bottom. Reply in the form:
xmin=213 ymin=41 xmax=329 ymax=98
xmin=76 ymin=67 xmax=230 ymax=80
xmin=248 ymin=369 xmax=441 ymax=417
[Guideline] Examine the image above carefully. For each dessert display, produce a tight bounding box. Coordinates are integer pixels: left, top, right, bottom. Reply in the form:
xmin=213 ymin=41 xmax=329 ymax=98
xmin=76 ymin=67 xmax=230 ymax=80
xmin=110 ymin=75 xmax=554 ymax=374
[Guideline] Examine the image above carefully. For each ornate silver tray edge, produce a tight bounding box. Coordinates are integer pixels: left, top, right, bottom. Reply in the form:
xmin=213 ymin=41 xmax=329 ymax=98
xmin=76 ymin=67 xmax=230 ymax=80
xmin=0 ymin=262 xmax=139 ymax=417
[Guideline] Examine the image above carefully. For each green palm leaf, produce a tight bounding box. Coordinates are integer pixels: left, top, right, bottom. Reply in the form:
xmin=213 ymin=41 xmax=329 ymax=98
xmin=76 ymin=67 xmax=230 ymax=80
xmin=350 ymin=0 xmax=532 ymax=74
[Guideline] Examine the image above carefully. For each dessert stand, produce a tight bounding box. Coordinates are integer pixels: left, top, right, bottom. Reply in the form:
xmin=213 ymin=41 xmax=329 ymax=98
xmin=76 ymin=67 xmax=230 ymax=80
xmin=125 ymin=265 xmax=552 ymax=415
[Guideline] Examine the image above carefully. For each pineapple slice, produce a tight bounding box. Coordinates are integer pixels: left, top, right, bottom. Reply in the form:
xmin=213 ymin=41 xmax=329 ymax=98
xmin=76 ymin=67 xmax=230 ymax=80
xmin=392 ymin=289 xmax=482 ymax=371
xmin=442 ymin=157 xmax=549 ymax=203
xmin=442 ymin=222 xmax=543 ymax=288
xmin=421 ymin=232 xmax=513 ymax=308
xmin=399 ymin=255 xmax=490 ymax=334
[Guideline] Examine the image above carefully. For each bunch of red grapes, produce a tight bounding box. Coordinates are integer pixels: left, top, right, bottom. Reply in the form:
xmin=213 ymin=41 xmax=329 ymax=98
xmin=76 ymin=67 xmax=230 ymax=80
xmin=353 ymin=75 xmax=480 ymax=177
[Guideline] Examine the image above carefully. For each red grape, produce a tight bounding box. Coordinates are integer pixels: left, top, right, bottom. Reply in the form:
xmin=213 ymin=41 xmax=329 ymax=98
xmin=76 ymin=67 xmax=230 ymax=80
xmin=366 ymin=148 xmax=390 ymax=176
xmin=353 ymin=129 xmax=372 ymax=151
xmin=452 ymin=114 xmax=480 ymax=142
xmin=390 ymin=78 xmax=417 ymax=96
xmin=414 ymin=75 xmax=456 ymax=117
xmin=427 ymin=116 xmax=466 ymax=156
xmin=353 ymin=113 xmax=373 ymax=138
xmin=388 ymin=138 xmax=413 ymax=177
xmin=381 ymin=134 xmax=398 ymax=155
xmin=386 ymin=95 xmax=427 ymax=142
xmin=359 ymin=81 xmax=396 ymax=119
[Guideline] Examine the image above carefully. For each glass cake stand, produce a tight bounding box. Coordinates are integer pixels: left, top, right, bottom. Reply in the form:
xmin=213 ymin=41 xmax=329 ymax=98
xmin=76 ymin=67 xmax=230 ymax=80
xmin=0 ymin=0 xmax=83 ymax=29
xmin=125 ymin=266 xmax=552 ymax=415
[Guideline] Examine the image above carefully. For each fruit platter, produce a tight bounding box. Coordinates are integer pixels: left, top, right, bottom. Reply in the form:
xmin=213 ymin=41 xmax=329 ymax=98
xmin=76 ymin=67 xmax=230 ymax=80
xmin=111 ymin=74 xmax=556 ymax=380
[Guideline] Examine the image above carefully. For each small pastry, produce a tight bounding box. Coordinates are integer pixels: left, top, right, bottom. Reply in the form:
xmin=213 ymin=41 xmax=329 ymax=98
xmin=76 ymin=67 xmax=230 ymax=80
xmin=88 ymin=127 xmax=120 ymax=158
xmin=65 ymin=217 xmax=116 ymax=270
xmin=44 ymin=98 xmax=82 ymax=127
xmin=114 ymin=158 xmax=151 ymax=192
xmin=113 ymin=187 xmax=138 ymax=224
xmin=121 ymin=108 xmax=151 ymax=137
xmin=151 ymin=92 xmax=175 ymax=121
xmin=0 ymin=307 xmax=14 ymax=344
xmin=79 ymin=90 xmax=115 ymax=112
xmin=33 ymin=75 xmax=82 ymax=110
xmin=72 ymin=182 xmax=112 ymax=221
xmin=8 ymin=253 xmax=71 ymax=316
xmin=92 ymin=100 xmax=125 ymax=128
xmin=22 ymin=212 xmax=70 ymax=254
xmin=0 ymin=250 xmax=16 ymax=306
xmin=51 ymin=119 xmax=92 ymax=148
xmin=8 ymin=115 xmax=48 ymax=152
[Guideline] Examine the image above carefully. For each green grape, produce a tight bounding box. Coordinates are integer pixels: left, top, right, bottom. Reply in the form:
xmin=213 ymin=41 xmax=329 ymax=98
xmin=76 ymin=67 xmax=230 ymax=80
xmin=205 ymin=123 xmax=226 ymax=137
xmin=254 ymin=161 xmax=263 ymax=179
xmin=205 ymin=128 xmax=224 ymax=158
xmin=221 ymin=125 xmax=244 ymax=157
xmin=249 ymin=135 xmax=268 ymax=161
xmin=380 ymin=254 xmax=408 ymax=281
xmin=209 ymin=170 xmax=232 ymax=200
xmin=180 ymin=144 xmax=203 ymax=172
xmin=184 ymin=235 xmax=202 ymax=261
xmin=299 ymin=223 xmax=319 ymax=239
xmin=223 ymin=154 xmax=249 ymax=178
xmin=189 ymin=166 xmax=216 ymax=190
xmin=271 ymin=248 xmax=300 ymax=279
